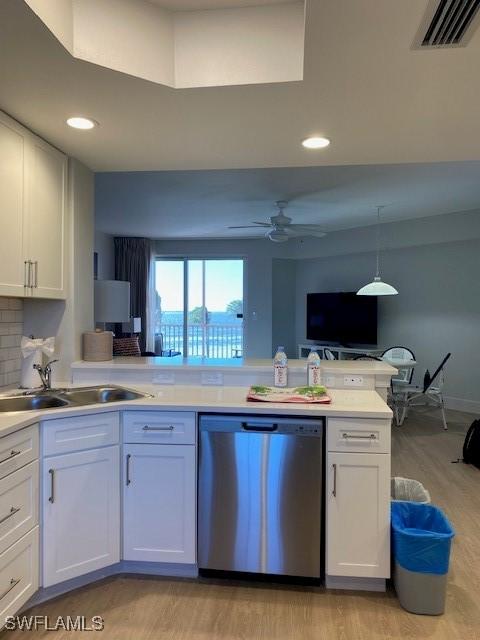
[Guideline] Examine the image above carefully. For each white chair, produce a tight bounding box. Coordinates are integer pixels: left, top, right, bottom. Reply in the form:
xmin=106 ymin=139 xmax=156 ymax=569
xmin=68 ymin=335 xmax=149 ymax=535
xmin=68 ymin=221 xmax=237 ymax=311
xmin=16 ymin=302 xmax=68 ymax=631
xmin=394 ymin=353 xmax=451 ymax=430
xmin=323 ymin=348 xmax=337 ymax=360
xmin=382 ymin=346 xmax=416 ymax=385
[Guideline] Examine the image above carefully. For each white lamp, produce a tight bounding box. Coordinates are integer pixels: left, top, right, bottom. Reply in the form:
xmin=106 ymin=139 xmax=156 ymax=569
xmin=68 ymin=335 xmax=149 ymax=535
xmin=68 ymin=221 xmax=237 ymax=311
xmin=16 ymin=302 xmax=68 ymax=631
xmin=94 ymin=280 xmax=131 ymax=325
xmin=357 ymin=206 xmax=398 ymax=296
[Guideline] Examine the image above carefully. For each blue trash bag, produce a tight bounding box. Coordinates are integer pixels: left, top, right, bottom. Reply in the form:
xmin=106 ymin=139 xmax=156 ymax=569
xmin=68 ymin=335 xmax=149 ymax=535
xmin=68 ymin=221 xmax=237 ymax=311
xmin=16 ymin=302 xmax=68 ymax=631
xmin=391 ymin=501 xmax=455 ymax=575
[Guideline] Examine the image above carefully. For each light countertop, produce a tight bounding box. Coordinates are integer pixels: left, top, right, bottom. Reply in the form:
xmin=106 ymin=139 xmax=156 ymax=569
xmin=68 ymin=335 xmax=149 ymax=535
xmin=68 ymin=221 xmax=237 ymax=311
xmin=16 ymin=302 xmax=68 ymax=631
xmin=72 ymin=357 xmax=397 ymax=375
xmin=0 ymin=384 xmax=392 ymax=438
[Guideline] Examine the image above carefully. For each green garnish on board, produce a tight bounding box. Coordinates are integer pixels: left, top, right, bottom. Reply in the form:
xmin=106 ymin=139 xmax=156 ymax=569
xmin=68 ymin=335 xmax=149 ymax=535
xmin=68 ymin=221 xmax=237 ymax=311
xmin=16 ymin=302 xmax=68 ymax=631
xmin=250 ymin=385 xmax=271 ymax=395
xmin=293 ymin=385 xmax=327 ymax=397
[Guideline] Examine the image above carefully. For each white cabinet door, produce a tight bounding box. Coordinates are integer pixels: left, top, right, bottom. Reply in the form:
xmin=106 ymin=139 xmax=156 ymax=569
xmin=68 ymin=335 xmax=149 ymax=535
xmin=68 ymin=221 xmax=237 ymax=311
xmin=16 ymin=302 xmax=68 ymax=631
xmin=326 ymin=452 xmax=390 ymax=579
xmin=42 ymin=446 xmax=120 ymax=587
xmin=0 ymin=113 xmax=27 ymax=297
xmin=25 ymin=136 xmax=67 ymax=299
xmin=123 ymin=444 xmax=196 ymax=564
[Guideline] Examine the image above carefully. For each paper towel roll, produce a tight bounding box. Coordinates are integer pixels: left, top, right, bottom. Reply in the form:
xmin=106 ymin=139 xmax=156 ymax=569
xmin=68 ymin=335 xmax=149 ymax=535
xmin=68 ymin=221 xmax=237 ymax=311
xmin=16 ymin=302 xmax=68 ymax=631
xmin=21 ymin=350 xmax=43 ymax=389
xmin=20 ymin=336 xmax=56 ymax=389
xmin=83 ymin=331 xmax=113 ymax=361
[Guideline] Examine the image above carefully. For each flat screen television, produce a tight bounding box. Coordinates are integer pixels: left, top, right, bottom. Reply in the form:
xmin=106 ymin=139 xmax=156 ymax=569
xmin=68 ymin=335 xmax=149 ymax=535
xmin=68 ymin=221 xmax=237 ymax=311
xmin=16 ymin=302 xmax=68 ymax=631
xmin=306 ymin=292 xmax=377 ymax=346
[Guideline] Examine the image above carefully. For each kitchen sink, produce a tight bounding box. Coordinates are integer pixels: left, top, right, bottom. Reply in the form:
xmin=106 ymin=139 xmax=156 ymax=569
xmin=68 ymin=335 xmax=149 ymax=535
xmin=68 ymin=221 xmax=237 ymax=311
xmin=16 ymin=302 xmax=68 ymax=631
xmin=0 ymin=394 xmax=70 ymax=413
xmin=0 ymin=385 xmax=150 ymax=413
xmin=61 ymin=386 xmax=146 ymax=405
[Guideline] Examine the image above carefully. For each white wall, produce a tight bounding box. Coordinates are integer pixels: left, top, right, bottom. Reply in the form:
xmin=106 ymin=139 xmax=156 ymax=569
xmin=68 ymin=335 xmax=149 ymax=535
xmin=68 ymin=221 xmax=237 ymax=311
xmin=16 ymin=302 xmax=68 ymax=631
xmin=294 ymin=238 xmax=480 ymax=411
xmin=174 ymin=2 xmax=305 ymax=88
xmin=72 ymin=0 xmax=175 ymax=87
xmin=29 ymin=0 xmax=304 ymax=89
xmin=24 ymin=0 xmax=74 ymax=53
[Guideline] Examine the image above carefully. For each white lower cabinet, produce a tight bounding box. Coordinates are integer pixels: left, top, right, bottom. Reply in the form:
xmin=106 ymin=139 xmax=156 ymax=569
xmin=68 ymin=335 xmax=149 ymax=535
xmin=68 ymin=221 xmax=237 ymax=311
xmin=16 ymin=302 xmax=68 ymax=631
xmin=0 ymin=527 xmax=39 ymax=625
xmin=42 ymin=446 xmax=120 ymax=587
xmin=123 ymin=444 xmax=196 ymax=564
xmin=326 ymin=451 xmax=390 ymax=579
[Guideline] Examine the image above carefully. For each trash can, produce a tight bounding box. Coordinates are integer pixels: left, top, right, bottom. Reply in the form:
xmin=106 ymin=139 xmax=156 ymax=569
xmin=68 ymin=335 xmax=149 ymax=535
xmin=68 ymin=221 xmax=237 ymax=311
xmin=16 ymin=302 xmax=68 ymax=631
xmin=391 ymin=477 xmax=431 ymax=503
xmin=391 ymin=501 xmax=455 ymax=615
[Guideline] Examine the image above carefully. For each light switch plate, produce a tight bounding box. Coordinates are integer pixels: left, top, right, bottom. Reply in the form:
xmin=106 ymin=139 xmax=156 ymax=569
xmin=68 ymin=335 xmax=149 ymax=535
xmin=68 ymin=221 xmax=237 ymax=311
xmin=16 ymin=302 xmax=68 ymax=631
xmin=201 ymin=372 xmax=224 ymax=386
xmin=324 ymin=375 xmax=335 ymax=387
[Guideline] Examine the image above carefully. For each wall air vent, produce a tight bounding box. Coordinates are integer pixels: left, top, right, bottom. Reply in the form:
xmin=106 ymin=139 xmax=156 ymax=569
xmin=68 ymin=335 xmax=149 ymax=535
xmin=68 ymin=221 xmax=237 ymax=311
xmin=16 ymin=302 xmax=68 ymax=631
xmin=421 ymin=0 xmax=480 ymax=46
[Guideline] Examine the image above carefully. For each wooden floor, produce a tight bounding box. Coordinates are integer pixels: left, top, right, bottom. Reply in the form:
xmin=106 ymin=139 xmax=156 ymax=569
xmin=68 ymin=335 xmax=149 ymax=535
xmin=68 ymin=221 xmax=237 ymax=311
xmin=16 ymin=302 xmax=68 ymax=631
xmin=3 ymin=407 xmax=480 ymax=640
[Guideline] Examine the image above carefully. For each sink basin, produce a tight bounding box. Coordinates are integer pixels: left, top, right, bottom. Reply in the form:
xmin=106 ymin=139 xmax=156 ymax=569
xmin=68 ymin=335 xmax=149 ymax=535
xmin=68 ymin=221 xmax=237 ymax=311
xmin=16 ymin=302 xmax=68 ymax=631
xmin=0 ymin=385 xmax=148 ymax=413
xmin=61 ymin=386 xmax=146 ymax=405
xmin=0 ymin=394 xmax=70 ymax=413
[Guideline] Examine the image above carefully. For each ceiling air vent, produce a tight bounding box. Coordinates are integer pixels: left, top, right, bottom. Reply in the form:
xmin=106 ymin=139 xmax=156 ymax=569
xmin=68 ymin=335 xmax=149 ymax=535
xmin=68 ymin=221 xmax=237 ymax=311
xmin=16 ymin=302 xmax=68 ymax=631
xmin=421 ymin=0 xmax=480 ymax=46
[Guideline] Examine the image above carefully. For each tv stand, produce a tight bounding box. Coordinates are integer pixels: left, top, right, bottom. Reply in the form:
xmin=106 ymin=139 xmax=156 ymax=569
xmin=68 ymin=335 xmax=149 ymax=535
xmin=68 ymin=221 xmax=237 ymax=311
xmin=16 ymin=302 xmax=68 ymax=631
xmin=297 ymin=343 xmax=383 ymax=360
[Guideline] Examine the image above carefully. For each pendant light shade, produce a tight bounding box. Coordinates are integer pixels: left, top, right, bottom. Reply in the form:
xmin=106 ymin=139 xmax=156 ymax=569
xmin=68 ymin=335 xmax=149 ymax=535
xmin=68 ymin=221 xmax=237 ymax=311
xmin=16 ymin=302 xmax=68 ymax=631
xmin=357 ymin=206 xmax=398 ymax=296
xmin=357 ymin=276 xmax=398 ymax=296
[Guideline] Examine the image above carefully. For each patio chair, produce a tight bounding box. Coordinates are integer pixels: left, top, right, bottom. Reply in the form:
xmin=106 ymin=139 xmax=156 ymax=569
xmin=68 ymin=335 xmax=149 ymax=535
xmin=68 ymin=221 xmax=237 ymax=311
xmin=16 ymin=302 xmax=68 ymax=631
xmin=393 ymin=353 xmax=451 ymax=430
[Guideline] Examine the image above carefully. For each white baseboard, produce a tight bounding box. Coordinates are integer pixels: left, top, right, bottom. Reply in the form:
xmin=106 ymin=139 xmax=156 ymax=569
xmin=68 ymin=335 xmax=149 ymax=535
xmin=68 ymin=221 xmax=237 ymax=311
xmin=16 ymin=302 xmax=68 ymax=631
xmin=444 ymin=396 xmax=480 ymax=414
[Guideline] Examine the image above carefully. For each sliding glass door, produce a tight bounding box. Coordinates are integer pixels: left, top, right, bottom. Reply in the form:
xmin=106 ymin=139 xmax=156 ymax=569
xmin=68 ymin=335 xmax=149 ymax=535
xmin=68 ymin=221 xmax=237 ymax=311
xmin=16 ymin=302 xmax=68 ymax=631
xmin=155 ymin=258 xmax=244 ymax=359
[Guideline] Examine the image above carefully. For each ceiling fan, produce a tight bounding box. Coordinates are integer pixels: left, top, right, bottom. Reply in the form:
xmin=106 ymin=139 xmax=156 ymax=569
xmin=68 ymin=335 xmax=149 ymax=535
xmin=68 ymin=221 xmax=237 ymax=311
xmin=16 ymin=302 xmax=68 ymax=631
xmin=228 ymin=201 xmax=327 ymax=243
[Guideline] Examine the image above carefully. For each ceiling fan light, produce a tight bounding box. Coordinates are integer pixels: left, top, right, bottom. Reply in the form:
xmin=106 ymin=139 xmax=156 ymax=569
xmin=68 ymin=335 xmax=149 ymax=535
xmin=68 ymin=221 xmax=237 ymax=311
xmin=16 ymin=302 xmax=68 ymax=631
xmin=267 ymin=228 xmax=289 ymax=243
xmin=357 ymin=276 xmax=398 ymax=296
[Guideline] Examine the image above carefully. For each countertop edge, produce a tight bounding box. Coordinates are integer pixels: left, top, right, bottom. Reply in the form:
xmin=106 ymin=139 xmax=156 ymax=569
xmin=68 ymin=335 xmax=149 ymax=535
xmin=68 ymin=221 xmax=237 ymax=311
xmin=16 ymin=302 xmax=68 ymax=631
xmin=0 ymin=387 xmax=392 ymax=439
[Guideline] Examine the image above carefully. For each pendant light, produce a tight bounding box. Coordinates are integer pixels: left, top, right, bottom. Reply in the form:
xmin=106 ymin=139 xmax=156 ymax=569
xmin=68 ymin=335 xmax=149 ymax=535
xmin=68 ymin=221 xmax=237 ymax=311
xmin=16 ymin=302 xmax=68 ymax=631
xmin=357 ymin=206 xmax=398 ymax=296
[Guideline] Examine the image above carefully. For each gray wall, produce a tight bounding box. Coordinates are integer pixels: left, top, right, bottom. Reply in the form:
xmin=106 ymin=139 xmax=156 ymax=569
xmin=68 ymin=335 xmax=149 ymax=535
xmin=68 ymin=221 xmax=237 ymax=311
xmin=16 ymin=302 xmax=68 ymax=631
xmin=94 ymin=230 xmax=115 ymax=280
xmin=272 ymin=258 xmax=297 ymax=358
xmin=294 ymin=238 xmax=480 ymax=409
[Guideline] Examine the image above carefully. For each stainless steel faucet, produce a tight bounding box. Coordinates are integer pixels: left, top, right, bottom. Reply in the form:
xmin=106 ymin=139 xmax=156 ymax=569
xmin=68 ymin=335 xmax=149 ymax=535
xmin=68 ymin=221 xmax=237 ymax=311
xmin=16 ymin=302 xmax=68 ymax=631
xmin=33 ymin=360 xmax=59 ymax=391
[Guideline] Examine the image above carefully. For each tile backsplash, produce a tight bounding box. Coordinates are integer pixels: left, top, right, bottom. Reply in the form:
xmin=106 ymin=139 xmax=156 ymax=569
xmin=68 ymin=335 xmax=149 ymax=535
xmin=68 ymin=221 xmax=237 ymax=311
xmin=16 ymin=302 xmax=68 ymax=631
xmin=0 ymin=298 xmax=23 ymax=388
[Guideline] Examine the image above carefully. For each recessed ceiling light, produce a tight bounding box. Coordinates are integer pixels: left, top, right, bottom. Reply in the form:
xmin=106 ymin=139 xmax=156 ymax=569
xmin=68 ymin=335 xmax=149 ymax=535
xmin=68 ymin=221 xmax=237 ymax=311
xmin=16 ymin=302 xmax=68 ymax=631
xmin=66 ymin=116 xmax=97 ymax=130
xmin=302 ymin=136 xmax=330 ymax=149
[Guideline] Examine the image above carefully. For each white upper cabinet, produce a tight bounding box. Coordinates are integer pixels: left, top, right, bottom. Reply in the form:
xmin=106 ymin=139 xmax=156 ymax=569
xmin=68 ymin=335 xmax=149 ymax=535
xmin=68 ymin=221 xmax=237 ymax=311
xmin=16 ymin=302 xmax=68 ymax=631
xmin=25 ymin=136 xmax=67 ymax=299
xmin=0 ymin=110 xmax=67 ymax=300
xmin=0 ymin=113 xmax=27 ymax=297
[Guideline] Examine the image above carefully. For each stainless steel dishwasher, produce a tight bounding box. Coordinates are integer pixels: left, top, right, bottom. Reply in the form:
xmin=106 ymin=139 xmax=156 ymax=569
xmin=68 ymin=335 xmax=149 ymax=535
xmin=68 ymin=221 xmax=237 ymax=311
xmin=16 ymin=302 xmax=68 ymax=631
xmin=198 ymin=414 xmax=324 ymax=579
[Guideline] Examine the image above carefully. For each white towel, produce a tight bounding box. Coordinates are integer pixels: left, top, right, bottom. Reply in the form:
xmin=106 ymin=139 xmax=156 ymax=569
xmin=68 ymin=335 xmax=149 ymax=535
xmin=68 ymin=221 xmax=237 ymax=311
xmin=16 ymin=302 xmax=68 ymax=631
xmin=20 ymin=337 xmax=56 ymax=389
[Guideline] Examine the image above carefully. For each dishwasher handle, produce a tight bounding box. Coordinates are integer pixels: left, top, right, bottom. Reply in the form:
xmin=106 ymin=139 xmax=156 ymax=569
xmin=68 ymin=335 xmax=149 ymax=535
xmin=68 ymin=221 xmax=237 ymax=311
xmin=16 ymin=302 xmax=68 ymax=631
xmin=242 ymin=422 xmax=278 ymax=432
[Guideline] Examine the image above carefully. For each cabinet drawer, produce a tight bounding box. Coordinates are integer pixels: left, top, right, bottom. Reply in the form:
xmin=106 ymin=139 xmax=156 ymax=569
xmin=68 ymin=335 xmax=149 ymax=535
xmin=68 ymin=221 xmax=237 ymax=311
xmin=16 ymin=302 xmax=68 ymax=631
xmin=327 ymin=418 xmax=391 ymax=453
xmin=123 ymin=411 xmax=196 ymax=445
xmin=0 ymin=425 xmax=39 ymax=481
xmin=0 ymin=461 xmax=38 ymax=556
xmin=0 ymin=527 xmax=39 ymax=628
xmin=42 ymin=412 xmax=120 ymax=456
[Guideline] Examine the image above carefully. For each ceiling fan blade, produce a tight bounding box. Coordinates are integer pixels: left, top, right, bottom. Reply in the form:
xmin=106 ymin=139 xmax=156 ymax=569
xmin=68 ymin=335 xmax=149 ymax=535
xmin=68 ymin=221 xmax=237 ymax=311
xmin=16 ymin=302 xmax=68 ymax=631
xmin=284 ymin=228 xmax=326 ymax=238
xmin=251 ymin=221 xmax=273 ymax=227
xmin=287 ymin=224 xmax=327 ymax=232
xmin=228 ymin=225 xmax=267 ymax=229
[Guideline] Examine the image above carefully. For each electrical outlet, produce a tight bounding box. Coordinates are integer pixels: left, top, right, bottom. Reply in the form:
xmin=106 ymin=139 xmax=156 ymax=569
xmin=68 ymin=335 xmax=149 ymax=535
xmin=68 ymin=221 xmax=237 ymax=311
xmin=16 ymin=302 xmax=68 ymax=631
xmin=343 ymin=375 xmax=364 ymax=387
xmin=324 ymin=375 xmax=335 ymax=387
